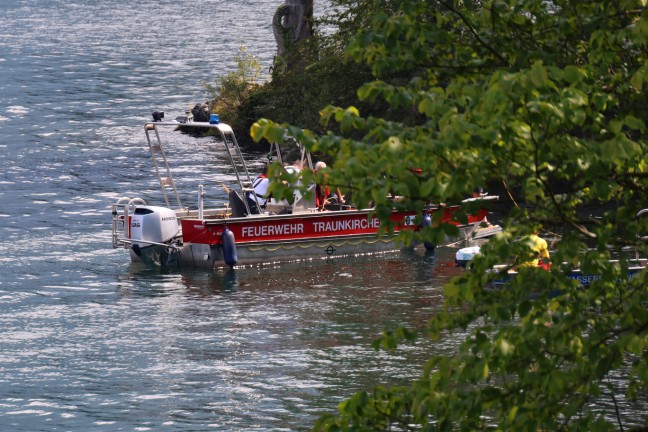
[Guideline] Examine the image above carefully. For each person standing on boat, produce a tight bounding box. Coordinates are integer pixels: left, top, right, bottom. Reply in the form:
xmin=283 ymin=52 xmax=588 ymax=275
xmin=518 ymin=228 xmax=550 ymax=269
xmin=247 ymin=164 xmax=270 ymax=213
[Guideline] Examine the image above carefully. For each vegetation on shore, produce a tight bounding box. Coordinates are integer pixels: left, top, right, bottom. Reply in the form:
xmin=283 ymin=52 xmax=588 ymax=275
xmin=211 ymin=1 xmax=648 ymax=430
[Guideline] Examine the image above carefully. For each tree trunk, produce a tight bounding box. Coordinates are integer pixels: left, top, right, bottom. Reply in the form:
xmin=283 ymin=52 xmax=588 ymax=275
xmin=273 ymin=0 xmax=314 ymax=56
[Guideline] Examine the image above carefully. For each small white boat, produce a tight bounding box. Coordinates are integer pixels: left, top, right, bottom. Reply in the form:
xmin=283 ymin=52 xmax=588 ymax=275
xmin=111 ymin=117 xmax=500 ymax=269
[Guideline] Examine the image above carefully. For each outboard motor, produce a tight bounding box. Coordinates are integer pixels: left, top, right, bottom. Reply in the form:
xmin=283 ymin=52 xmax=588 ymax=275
xmin=455 ymin=245 xmax=481 ymax=268
xmin=130 ymin=206 xmax=179 ymax=248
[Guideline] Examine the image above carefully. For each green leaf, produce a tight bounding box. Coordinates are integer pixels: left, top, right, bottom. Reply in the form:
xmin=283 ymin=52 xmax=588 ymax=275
xmin=630 ymin=68 xmax=645 ymax=91
xmin=250 ymin=119 xmax=286 ymax=144
xmin=508 ymin=406 xmax=519 ymax=423
xmin=518 ymin=300 xmax=532 ymax=318
xmin=529 ymin=62 xmax=549 ymax=87
xmin=624 ymin=115 xmax=645 ymax=132
xmin=563 ymin=65 xmax=586 ymax=84
xmin=601 ymin=134 xmax=642 ymax=162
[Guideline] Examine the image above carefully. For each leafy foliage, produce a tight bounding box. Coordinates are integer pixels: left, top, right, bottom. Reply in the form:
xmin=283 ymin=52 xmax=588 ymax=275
xmin=240 ymin=40 xmax=376 ymax=143
xmin=204 ymin=45 xmax=263 ymax=136
xmin=251 ymin=0 xmax=648 ymax=430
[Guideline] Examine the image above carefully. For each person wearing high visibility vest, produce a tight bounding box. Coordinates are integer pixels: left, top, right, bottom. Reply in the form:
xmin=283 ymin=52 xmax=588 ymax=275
xmin=518 ymin=228 xmax=550 ymax=268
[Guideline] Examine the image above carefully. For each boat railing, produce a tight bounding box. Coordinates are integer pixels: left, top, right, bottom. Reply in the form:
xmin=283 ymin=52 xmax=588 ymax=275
xmin=111 ymin=197 xmax=147 ymax=248
xmin=175 ymin=208 xmax=231 ymax=219
xmin=190 ymin=183 xmax=233 ymax=220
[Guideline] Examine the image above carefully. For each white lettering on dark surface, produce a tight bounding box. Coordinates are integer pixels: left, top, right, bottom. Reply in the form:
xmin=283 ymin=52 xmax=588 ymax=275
xmin=312 ymin=218 xmax=380 ymax=233
xmin=569 ymin=270 xmax=641 ymax=285
xmin=239 ymin=218 xmax=381 ymax=238
xmin=569 ymin=274 xmax=602 ymax=284
xmin=241 ymin=223 xmax=304 ymax=238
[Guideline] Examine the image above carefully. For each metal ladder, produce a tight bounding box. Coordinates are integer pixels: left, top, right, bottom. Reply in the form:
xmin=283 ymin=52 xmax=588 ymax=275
xmin=214 ymin=123 xmax=256 ymax=215
xmin=144 ymin=123 xmax=183 ymax=209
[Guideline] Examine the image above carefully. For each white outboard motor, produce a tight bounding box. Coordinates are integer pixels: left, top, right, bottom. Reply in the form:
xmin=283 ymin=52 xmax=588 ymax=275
xmin=130 ymin=206 xmax=179 ymax=248
xmin=455 ymin=245 xmax=481 ymax=267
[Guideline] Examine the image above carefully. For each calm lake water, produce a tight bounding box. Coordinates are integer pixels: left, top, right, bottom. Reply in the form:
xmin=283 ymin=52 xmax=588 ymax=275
xmin=0 ymin=1 xmax=645 ymax=430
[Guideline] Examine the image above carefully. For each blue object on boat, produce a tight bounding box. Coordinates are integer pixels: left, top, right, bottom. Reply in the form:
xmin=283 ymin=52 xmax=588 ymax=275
xmin=421 ymin=213 xmax=436 ymax=251
xmin=209 ymin=113 xmax=220 ymax=124
xmin=222 ymin=227 xmax=237 ymax=266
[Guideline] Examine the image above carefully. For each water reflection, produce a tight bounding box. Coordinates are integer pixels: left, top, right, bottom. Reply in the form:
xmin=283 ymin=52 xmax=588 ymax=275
xmin=117 ymin=249 xmax=462 ymax=362
xmin=130 ymin=248 xmax=461 ymax=296
xmin=108 ymin=251 xmax=460 ymax=428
